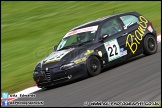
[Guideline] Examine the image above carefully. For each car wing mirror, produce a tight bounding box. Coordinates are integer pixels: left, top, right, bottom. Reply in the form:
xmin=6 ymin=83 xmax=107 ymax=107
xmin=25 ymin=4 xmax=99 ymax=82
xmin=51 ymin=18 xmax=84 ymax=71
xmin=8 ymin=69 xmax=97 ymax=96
xmin=99 ymin=34 xmax=108 ymax=41
xmin=54 ymin=45 xmax=57 ymax=51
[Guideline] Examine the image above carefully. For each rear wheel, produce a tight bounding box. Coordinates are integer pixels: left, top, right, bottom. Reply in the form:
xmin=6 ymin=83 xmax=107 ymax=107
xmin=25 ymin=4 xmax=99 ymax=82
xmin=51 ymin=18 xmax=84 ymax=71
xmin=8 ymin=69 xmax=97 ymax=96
xmin=86 ymin=56 xmax=101 ymax=77
xmin=143 ymin=34 xmax=158 ymax=56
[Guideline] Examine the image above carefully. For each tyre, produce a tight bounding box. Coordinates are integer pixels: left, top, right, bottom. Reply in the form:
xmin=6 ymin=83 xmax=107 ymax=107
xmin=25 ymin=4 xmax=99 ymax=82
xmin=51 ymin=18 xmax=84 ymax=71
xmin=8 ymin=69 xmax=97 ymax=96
xmin=143 ymin=34 xmax=158 ymax=56
xmin=86 ymin=56 xmax=101 ymax=77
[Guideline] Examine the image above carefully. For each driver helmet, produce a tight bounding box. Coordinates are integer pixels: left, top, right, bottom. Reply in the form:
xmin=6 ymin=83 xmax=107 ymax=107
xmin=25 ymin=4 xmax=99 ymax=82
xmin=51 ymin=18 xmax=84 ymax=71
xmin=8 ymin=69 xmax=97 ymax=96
xmin=78 ymin=33 xmax=87 ymax=42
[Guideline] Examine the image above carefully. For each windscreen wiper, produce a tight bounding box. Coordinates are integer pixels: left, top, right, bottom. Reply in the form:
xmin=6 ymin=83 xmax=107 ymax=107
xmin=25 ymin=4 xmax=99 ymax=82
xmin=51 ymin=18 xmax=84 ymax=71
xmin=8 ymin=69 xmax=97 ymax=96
xmin=78 ymin=40 xmax=93 ymax=46
xmin=59 ymin=43 xmax=78 ymax=50
xmin=58 ymin=40 xmax=93 ymax=50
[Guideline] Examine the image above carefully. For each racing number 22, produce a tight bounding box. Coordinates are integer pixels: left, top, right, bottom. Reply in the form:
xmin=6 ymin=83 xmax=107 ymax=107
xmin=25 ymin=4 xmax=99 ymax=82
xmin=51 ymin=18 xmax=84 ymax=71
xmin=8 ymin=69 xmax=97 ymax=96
xmin=104 ymin=39 xmax=121 ymax=62
xmin=108 ymin=45 xmax=118 ymax=57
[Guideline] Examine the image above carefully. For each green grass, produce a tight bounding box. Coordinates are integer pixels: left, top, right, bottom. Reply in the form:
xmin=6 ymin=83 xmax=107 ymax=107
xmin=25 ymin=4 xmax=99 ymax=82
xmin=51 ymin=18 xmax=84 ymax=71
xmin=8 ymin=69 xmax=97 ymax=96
xmin=1 ymin=1 xmax=161 ymax=94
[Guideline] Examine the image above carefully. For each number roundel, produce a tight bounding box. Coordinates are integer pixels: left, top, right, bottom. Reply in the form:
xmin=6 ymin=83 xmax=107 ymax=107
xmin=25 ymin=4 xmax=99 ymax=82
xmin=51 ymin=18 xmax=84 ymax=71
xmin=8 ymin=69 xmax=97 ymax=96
xmin=104 ymin=39 xmax=121 ymax=62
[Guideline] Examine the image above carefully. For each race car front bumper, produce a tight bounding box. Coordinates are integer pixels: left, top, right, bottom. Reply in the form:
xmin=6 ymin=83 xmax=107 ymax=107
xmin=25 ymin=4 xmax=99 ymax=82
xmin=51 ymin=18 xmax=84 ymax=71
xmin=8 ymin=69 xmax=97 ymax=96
xmin=33 ymin=63 xmax=88 ymax=88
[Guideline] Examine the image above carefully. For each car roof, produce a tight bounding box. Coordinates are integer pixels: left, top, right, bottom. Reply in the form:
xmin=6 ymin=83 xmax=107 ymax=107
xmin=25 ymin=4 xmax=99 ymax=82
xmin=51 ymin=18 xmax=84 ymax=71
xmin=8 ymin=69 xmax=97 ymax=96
xmin=71 ymin=16 xmax=109 ymax=30
xmin=70 ymin=11 xmax=137 ymax=31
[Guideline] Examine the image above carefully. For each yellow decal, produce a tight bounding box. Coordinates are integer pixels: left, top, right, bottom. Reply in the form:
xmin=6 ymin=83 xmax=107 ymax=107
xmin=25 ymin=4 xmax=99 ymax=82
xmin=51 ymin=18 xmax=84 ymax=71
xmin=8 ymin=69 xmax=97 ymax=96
xmin=43 ymin=60 xmax=60 ymax=65
xmin=126 ymin=16 xmax=148 ymax=54
xmin=84 ymin=50 xmax=94 ymax=56
xmin=74 ymin=57 xmax=86 ymax=64
xmin=98 ymin=51 xmax=102 ymax=57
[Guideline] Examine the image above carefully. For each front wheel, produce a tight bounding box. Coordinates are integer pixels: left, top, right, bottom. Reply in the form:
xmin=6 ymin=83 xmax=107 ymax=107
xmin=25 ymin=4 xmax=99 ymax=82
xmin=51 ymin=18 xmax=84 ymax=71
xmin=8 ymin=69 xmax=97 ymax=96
xmin=86 ymin=56 xmax=101 ymax=77
xmin=143 ymin=34 xmax=158 ymax=56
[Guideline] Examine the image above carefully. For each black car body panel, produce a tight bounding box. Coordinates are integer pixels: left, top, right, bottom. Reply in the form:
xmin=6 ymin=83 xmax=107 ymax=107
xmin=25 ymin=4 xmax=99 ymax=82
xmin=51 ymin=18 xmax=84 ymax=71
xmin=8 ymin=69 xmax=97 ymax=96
xmin=33 ymin=12 xmax=157 ymax=88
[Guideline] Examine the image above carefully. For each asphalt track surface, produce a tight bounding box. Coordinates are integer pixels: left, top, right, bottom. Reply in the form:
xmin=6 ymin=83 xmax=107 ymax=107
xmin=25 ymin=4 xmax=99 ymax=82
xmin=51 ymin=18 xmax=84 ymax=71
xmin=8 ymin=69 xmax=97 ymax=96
xmin=11 ymin=43 xmax=161 ymax=107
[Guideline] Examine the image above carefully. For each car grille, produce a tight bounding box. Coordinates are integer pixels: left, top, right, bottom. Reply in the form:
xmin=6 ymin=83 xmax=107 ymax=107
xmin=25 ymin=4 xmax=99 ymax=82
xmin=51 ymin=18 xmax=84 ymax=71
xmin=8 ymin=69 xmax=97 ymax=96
xmin=45 ymin=70 xmax=51 ymax=81
xmin=53 ymin=72 xmax=67 ymax=80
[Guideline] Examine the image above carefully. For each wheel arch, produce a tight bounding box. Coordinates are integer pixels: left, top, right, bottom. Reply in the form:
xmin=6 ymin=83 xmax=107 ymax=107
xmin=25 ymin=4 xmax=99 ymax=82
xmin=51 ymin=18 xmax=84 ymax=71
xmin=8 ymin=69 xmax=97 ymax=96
xmin=142 ymin=33 xmax=157 ymax=50
xmin=86 ymin=54 xmax=103 ymax=68
xmin=142 ymin=33 xmax=158 ymax=55
xmin=143 ymin=33 xmax=157 ymax=42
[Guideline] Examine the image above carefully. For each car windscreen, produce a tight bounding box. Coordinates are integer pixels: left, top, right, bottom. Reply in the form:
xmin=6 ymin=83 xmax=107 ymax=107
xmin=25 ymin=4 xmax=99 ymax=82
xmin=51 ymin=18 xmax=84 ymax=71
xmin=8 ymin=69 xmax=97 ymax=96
xmin=56 ymin=25 xmax=98 ymax=51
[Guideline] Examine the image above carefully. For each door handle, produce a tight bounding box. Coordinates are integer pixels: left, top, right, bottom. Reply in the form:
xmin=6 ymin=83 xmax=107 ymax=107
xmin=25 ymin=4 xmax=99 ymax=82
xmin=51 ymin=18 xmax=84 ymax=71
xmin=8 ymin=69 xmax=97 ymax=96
xmin=122 ymin=33 xmax=128 ymax=36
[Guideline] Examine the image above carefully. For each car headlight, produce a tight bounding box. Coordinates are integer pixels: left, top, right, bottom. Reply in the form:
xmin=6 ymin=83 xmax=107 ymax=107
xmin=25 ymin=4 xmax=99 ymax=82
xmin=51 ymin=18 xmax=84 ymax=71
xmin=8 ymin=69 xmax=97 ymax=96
xmin=60 ymin=62 xmax=75 ymax=70
xmin=33 ymin=71 xmax=39 ymax=76
xmin=33 ymin=63 xmax=42 ymax=76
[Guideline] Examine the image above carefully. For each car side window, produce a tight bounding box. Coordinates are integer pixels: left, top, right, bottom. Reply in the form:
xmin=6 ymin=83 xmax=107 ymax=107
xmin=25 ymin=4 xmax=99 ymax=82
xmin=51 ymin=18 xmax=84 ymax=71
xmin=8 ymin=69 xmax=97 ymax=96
xmin=120 ymin=15 xmax=139 ymax=29
xmin=100 ymin=18 xmax=122 ymax=37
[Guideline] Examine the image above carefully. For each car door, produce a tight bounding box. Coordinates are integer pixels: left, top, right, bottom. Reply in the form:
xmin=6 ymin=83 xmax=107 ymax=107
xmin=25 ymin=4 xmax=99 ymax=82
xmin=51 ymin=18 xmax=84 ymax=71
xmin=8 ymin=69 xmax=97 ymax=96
xmin=98 ymin=17 xmax=129 ymax=67
xmin=118 ymin=14 xmax=142 ymax=58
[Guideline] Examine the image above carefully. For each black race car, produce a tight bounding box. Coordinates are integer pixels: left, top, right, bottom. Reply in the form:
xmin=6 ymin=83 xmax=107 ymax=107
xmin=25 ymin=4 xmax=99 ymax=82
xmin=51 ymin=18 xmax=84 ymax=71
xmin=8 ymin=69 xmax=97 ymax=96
xmin=33 ymin=12 xmax=158 ymax=88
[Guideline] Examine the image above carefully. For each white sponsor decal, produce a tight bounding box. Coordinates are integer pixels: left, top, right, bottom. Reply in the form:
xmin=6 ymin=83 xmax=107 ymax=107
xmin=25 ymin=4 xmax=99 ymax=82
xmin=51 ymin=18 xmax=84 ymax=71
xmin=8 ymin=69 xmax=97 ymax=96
xmin=43 ymin=48 xmax=74 ymax=64
xmin=120 ymin=50 xmax=127 ymax=57
xmin=63 ymin=26 xmax=98 ymax=38
xmin=147 ymin=25 xmax=153 ymax=32
xmin=120 ymin=48 xmax=127 ymax=57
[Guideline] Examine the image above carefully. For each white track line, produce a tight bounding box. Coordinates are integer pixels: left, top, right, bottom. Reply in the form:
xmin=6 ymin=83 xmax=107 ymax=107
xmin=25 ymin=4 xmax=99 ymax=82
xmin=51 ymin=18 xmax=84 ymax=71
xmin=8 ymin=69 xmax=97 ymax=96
xmin=1 ymin=34 xmax=161 ymax=103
